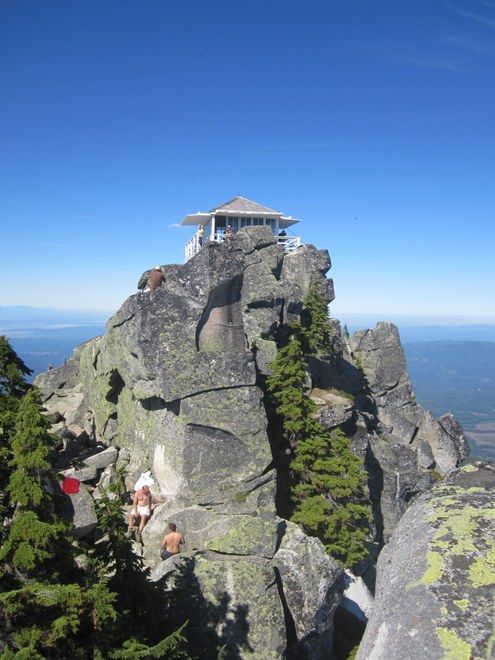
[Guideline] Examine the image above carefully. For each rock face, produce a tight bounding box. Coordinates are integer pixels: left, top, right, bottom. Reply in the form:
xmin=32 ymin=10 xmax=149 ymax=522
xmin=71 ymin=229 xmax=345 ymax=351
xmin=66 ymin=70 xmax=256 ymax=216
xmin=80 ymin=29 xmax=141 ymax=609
xmin=36 ymin=228 xmax=342 ymax=658
xmin=345 ymin=323 xmax=468 ymax=544
xmin=35 ymin=227 xmax=468 ymax=657
xmin=357 ymin=461 xmax=495 ymax=660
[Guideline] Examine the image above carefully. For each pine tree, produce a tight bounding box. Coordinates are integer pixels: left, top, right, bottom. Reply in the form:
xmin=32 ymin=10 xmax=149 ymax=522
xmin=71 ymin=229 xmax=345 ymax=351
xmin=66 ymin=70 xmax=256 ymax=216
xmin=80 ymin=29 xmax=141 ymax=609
xmin=266 ymin=324 xmax=313 ymax=451
xmin=291 ymin=426 xmax=371 ymax=564
xmin=0 ymin=388 xmax=107 ymax=657
xmin=0 ymin=335 xmax=32 ymax=398
xmin=0 ymin=336 xmax=32 ymax=520
xmin=0 ymin=345 xmax=189 ymax=657
xmin=300 ymin=279 xmax=333 ymax=356
xmin=0 ymin=388 xmax=68 ymax=575
xmin=266 ymin=292 xmax=371 ymax=567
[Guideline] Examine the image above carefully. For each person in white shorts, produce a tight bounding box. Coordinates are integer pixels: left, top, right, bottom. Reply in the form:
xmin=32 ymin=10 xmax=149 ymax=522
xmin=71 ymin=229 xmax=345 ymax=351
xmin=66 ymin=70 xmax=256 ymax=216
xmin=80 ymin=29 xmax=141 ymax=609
xmin=126 ymin=484 xmax=153 ymax=542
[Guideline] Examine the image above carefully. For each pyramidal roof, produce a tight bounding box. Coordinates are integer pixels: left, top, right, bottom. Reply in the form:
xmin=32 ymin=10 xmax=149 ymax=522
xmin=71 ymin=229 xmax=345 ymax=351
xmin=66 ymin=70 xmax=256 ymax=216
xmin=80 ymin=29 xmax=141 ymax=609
xmin=210 ymin=196 xmax=282 ymax=215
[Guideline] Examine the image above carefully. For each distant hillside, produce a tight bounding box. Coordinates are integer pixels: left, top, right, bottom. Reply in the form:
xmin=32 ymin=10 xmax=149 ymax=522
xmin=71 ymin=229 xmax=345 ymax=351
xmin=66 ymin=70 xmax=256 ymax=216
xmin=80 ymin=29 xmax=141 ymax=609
xmin=404 ymin=341 xmax=495 ymax=459
xmin=0 ymin=306 xmax=110 ymax=330
xmin=348 ymin=323 xmax=495 ymax=343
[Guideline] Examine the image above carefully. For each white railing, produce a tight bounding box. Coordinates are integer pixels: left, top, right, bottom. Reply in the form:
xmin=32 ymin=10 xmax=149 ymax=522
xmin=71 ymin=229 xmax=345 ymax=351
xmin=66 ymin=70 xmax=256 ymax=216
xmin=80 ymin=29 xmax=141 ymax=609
xmin=185 ymin=234 xmax=201 ymax=261
xmin=277 ymin=235 xmax=301 ymax=252
xmin=185 ymin=232 xmax=301 ymax=261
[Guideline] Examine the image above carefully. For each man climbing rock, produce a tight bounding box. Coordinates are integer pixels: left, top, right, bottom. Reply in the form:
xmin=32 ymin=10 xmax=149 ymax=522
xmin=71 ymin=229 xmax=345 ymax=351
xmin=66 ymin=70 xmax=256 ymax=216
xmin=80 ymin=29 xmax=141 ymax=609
xmin=160 ymin=522 xmax=184 ymax=560
xmin=148 ymin=266 xmax=165 ymax=291
xmin=126 ymin=484 xmax=152 ymax=542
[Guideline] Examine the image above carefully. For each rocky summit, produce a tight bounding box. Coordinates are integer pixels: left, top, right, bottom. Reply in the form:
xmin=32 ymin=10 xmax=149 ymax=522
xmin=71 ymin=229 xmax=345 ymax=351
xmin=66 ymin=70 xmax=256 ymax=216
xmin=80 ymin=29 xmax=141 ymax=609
xmin=36 ymin=226 xmax=472 ymax=658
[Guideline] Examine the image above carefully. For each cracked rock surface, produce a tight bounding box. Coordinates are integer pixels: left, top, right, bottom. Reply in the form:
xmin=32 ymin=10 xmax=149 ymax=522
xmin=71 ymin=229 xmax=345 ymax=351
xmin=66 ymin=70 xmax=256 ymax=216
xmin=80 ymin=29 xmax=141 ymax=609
xmin=35 ymin=227 xmax=469 ymax=657
xmin=36 ymin=228 xmax=341 ymax=658
xmin=356 ymin=461 xmax=495 ymax=660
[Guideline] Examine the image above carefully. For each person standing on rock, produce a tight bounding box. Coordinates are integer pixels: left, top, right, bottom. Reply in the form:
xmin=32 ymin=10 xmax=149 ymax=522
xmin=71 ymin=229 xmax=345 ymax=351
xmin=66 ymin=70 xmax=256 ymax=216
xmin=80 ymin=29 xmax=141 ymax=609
xmin=148 ymin=266 xmax=165 ymax=291
xmin=224 ymin=225 xmax=233 ymax=241
xmin=126 ymin=484 xmax=152 ymax=542
xmin=160 ymin=522 xmax=184 ymax=560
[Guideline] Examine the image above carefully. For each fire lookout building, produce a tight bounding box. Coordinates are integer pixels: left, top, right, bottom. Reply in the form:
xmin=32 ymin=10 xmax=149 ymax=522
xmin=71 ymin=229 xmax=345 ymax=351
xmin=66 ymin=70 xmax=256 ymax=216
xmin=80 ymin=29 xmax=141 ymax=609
xmin=181 ymin=196 xmax=301 ymax=261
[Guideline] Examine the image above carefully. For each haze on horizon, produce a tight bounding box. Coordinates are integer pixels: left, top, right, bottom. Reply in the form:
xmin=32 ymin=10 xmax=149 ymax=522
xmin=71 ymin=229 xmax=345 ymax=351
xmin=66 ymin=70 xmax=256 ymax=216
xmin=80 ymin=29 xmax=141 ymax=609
xmin=1 ymin=1 xmax=494 ymax=316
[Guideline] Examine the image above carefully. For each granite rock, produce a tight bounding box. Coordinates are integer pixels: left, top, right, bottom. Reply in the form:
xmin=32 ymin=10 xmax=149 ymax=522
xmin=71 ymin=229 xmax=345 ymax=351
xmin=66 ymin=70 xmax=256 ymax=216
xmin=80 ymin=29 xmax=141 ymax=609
xmin=357 ymin=461 xmax=495 ymax=660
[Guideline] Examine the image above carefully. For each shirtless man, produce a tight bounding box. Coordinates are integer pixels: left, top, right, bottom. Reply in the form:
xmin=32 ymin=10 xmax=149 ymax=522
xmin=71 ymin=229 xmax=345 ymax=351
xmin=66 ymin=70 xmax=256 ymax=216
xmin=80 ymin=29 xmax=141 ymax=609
xmin=160 ymin=522 xmax=184 ymax=560
xmin=126 ymin=484 xmax=152 ymax=542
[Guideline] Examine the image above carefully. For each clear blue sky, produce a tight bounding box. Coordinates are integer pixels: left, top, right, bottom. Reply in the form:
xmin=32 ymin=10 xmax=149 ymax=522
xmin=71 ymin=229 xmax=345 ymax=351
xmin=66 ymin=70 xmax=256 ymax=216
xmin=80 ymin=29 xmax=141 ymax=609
xmin=1 ymin=0 xmax=494 ymax=319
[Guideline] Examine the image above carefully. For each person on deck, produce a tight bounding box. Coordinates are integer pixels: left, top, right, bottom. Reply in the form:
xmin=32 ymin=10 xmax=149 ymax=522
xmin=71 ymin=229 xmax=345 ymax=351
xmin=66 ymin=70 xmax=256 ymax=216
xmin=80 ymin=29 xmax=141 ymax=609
xmin=197 ymin=224 xmax=204 ymax=247
xmin=149 ymin=266 xmax=165 ymax=291
xmin=126 ymin=484 xmax=153 ymax=542
xmin=160 ymin=522 xmax=185 ymax=560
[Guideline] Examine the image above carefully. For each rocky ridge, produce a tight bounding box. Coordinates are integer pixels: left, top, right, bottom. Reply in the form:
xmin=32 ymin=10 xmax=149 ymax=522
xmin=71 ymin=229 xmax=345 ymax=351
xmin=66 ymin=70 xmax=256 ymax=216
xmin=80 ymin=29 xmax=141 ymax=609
xmin=36 ymin=227 xmax=468 ymax=657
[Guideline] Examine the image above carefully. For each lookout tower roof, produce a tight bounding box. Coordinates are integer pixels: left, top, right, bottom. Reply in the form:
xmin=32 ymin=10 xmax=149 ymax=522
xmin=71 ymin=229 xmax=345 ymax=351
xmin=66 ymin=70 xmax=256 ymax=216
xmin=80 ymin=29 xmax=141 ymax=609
xmin=210 ymin=196 xmax=281 ymax=215
xmin=181 ymin=196 xmax=300 ymax=228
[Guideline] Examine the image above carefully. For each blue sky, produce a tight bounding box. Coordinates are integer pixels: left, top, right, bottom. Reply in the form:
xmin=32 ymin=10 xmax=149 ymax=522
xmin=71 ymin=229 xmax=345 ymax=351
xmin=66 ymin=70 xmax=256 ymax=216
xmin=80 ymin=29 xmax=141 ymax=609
xmin=1 ymin=0 xmax=494 ymax=319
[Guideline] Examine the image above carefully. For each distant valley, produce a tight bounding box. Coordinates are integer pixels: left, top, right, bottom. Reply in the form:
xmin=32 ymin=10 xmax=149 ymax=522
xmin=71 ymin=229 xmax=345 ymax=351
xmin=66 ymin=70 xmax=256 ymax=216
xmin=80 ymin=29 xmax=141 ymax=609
xmin=404 ymin=341 xmax=495 ymax=460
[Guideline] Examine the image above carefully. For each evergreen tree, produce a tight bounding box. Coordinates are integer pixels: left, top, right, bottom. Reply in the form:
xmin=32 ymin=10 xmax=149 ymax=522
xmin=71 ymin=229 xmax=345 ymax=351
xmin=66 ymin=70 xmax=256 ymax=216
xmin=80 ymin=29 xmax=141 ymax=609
xmin=266 ymin=306 xmax=371 ymax=567
xmin=88 ymin=474 xmax=188 ymax=657
xmin=0 ymin=388 xmax=109 ymax=656
xmin=0 ymin=343 xmax=188 ymax=657
xmin=0 ymin=335 xmax=32 ymax=398
xmin=291 ymin=426 xmax=371 ymax=564
xmin=0 ymin=336 xmax=32 ymax=520
xmin=0 ymin=388 xmax=68 ymax=575
xmin=300 ymin=279 xmax=333 ymax=355
xmin=266 ymin=325 xmax=313 ymax=451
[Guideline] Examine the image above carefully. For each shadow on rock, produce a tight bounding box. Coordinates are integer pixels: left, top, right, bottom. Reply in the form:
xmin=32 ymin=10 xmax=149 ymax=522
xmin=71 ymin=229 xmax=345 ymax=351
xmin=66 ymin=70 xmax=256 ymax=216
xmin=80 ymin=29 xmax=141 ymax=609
xmin=161 ymin=555 xmax=254 ymax=660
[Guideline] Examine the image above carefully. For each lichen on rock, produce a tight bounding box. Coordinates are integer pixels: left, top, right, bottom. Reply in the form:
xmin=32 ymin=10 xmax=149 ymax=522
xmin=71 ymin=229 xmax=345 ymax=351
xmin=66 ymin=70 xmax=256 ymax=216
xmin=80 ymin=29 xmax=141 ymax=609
xmin=34 ymin=226 xmax=476 ymax=657
xmin=357 ymin=461 xmax=495 ymax=660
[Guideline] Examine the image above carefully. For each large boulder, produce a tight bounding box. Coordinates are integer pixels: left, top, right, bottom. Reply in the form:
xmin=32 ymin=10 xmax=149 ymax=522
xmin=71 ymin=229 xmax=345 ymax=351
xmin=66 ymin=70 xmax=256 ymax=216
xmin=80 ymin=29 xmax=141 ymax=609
xmin=357 ymin=461 xmax=495 ymax=660
xmin=148 ymin=520 xmax=343 ymax=659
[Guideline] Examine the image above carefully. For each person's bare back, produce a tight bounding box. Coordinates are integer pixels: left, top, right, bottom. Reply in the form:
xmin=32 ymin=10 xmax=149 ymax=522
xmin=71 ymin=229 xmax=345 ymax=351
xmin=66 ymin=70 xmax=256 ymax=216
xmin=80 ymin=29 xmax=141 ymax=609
xmin=160 ymin=522 xmax=184 ymax=559
xmin=163 ymin=531 xmax=183 ymax=553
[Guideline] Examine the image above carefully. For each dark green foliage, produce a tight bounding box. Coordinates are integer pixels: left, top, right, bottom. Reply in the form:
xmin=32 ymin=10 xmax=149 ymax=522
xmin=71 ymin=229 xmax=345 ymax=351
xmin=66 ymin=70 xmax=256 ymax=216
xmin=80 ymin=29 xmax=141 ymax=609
xmin=86 ymin=472 xmax=189 ymax=657
xmin=300 ymin=279 xmax=333 ymax=356
xmin=0 ymin=387 xmax=110 ymax=656
xmin=0 ymin=388 xmax=68 ymax=575
xmin=109 ymin=628 xmax=188 ymax=659
xmin=291 ymin=426 xmax=371 ymax=564
xmin=266 ymin=288 xmax=371 ymax=567
xmin=0 ymin=335 xmax=32 ymax=398
xmin=0 ymin=370 xmax=188 ymax=657
xmin=0 ymin=336 xmax=32 ymax=521
xmin=266 ymin=326 xmax=313 ymax=450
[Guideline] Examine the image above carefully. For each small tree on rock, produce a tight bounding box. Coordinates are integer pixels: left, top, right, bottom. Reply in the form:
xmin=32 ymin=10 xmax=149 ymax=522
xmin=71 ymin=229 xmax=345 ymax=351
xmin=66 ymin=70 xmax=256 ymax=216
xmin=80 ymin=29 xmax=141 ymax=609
xmin=300 ymin=279 xmax=333 ymax=356
xmin=266 ymin=286 xmax=371 ymax=567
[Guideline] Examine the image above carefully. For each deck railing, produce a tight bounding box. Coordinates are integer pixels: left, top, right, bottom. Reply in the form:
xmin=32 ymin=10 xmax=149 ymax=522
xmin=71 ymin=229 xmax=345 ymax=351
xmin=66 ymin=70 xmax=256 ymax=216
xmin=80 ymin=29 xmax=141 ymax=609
xmin=184 ymin=232 xmax=301 ymax=261
xmin=276 ymin=235 xmax=301 ymax=251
